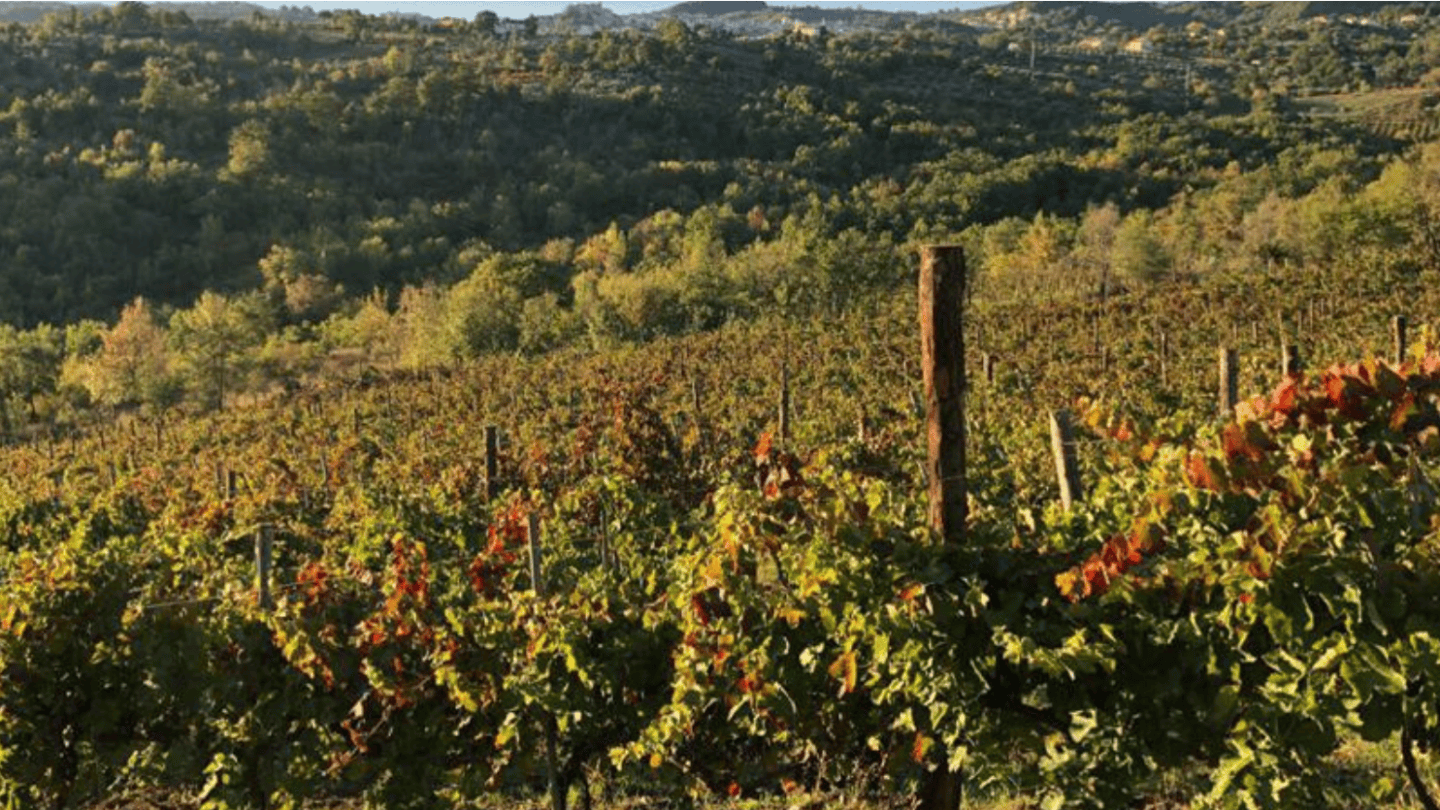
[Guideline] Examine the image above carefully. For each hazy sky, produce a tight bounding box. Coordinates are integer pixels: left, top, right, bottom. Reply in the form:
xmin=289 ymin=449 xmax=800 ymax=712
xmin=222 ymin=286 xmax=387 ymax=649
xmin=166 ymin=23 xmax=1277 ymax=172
xmin=246 ymin=1 xmax=998 ymax=20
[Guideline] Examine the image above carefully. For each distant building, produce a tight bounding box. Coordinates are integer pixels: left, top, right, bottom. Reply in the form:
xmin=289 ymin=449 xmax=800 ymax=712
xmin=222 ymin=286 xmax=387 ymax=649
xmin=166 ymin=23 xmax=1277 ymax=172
xmin=1123 ymin=37 xmax=1152 ymax=55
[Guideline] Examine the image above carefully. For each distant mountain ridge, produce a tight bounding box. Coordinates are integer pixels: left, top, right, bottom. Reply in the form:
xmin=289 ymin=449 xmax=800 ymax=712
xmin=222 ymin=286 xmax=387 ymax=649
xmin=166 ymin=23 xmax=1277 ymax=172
xmin=666 ymin=1 xmax=769 ymax=15
xmin=0 ymin=0 xmax=1434 ymax=31
xmin=0 ymin=1 xmax=315 ymax=23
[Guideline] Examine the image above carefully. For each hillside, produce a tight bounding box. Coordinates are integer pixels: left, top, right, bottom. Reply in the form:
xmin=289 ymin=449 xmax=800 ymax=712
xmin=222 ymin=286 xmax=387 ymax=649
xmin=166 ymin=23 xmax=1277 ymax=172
xmin=0 ymin=0 xmax=1431 ymax=425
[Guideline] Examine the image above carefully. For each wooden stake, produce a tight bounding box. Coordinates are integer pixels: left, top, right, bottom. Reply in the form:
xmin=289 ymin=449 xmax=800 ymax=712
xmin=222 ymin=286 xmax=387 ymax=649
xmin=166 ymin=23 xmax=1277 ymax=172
xmin=1219 ymin=347 xmax=1238 ymax=419
xmin=1394 ymin=315 xmax=1409 ymax=366
xmin=527 ymin=512 xmax=544 ymax=597
xmin=778 ymin=360 xmax=791 ymax=447
xmin=1158 ymin=330 xmax=1169 ymax=388
xmin=485 ymin=425 xmax=499 ymax=501
xmin=256 ymin=525 xmax=273 ymax=611
xmin=1050 ymin=409 xmax=1084 ymax=510
xmin=1281 ymin=344 xmax=1301 ymax=378
xmin=919 ymin=245 xmax=968 ymax=544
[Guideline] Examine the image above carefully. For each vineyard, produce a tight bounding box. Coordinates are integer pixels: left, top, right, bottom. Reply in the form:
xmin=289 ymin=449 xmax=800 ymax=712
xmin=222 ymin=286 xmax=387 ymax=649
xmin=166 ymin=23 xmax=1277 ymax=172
xmin=7 ymin=247 xmax=1440 ymax=810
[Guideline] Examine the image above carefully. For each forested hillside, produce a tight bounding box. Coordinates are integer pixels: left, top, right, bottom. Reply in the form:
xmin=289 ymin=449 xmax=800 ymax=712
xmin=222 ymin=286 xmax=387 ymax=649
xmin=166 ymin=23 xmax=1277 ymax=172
xmin=0 ymin=0 xmax=1435 ymax=430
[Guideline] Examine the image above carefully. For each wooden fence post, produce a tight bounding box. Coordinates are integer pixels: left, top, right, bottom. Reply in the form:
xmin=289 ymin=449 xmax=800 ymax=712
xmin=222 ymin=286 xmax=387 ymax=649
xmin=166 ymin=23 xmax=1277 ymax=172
xmin=1281 ymin=344 xmax=1301 ymax=378
xmin=527 ymin=512 xmax=544 ymax=597
xmin=1394 ymin=315 xmax=1409 ymax=366
xmin=485 ymin=425 xmax=500 ymax=501
xmin=919 ymin=245 xmax=968 ymax=545
xmin=598 ymin=503 xmax=612 ymax=572
xmin=918 ymin=245 xmax=966 ymax=810
xmin=526 ymin=512 xmax=566 ymax=810
xmin=778 ymin=360 xmax=791 ymax=447
xmin=1050 ymin=410 xmax=1084 ymax=510
xmin=1218 ymin=347 xmax=1238 ymax=419
xmin=1158 ymin=330 xmax=1169 ymax=388
xmin=256 ymin=524 xmax=273 ymax=611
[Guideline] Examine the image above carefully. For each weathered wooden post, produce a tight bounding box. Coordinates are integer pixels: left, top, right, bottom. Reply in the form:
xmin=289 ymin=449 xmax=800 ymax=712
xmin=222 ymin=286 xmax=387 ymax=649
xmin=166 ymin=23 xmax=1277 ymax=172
xmin=1281 ymin=344 xmax=1301 ymax=378
xmin=527 ymin=512 xmax=544 ymax=597
xmin=598 ymin=503 xmax=612 ymax=572
xmin=1394 ymin=315 xmax=1409 ymax=366
xmin=1050 ymin=410 xmax=1084 ymax=510
xmin=485 ymin=425 xmax=500 ymax=501
xmin=918 ymin=245 xmax=966 ymax=810
xmin=1158 ymin=330 xmax=1170 ymax=388
xmin=1219 ymin=347 xmax=1238 ymax=419
xmin=778 ymin=360 xmax=791 ymax=447
xmin=255 ymin=524 xmax=274 ymax=611
xmin=526 ymin=512 xmax=566 ymax=810
xmin=919 ymin=245 xmax=968 ymax=544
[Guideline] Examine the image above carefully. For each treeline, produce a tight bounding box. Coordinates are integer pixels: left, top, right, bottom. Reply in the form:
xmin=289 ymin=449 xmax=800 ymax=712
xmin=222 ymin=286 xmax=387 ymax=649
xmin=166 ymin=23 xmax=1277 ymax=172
xmin=0 ymin=2 xmax=1431 ymax=432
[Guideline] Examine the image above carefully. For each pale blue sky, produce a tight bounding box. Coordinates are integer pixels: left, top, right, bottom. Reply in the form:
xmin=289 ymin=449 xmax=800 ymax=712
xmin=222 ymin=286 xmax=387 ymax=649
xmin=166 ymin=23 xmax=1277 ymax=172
xmin=247 ymin=1 xmax=998 ymax=20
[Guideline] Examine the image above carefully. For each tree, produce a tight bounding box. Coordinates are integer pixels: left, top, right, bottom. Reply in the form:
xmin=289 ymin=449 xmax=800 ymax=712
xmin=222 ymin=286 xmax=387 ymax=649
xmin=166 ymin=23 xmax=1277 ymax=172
xmin=574 ymin=222 xmax=630 ymax=275
xmin=258 ymin=244 xmax=343 ymax=323
xmin=1111 ymin=211 xmax=1169 ymax=287
xmin=474 ymin=10 xmax=498 ymax=37
xmin=76 ymin=298 xmax=174 ymax=411
xmin=224 ymin=120 xmax=272 ymax=181
xmin=1075 ymin=203 xmax=1121 ymax=298
xmin=0 ymin=323 xmax=64 ymax=433
xmin=169 ymin=292 xmax=267 ymax=410
xmin=443 ymin=268 xmax=522 ymax=359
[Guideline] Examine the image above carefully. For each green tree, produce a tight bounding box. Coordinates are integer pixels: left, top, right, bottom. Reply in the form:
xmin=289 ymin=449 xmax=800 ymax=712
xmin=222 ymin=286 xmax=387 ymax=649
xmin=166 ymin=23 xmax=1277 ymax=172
xmin=474 ymin=10 xmax=498 ymax=37
xmin=169 ymin=292 xmax=268 ymax=410
xmin=224 ymin=119 xmax=272 ymax=181
xmin=443 ymin=269 xmax=522 ymax=359
xmin=1112 ymin=211 xmax=1170 ymax=287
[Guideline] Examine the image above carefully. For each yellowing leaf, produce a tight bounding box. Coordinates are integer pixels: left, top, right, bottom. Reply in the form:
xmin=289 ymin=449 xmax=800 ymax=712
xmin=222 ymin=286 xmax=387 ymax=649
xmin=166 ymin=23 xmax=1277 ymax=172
xmin=828 ymin=650 xmax=858 ymax=696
